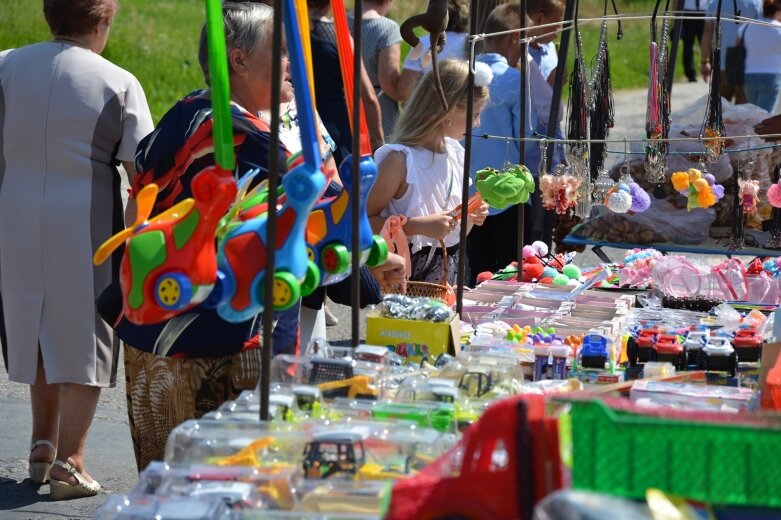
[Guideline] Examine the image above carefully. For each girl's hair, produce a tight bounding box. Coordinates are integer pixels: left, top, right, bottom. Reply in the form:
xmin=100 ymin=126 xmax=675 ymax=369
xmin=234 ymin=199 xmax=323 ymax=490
xmin=391 ymin=59 xmax=489 ymax=148
xmin=447 ymin=0 xmax=470 ymax=33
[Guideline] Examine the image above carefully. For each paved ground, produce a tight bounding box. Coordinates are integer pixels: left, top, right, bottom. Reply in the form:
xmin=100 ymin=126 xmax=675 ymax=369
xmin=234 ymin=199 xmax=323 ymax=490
xmin=0 ymin=80 xmax=710 ymax=518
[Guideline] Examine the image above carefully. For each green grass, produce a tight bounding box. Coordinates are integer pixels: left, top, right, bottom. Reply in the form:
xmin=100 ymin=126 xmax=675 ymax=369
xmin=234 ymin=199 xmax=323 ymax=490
xmin=0 ymin=1 xmax=205 ymax=123
xmin=569 ymin=0 xmax=694 ymax=91
xmin=0 ymin=0 xmax=698 ymax=122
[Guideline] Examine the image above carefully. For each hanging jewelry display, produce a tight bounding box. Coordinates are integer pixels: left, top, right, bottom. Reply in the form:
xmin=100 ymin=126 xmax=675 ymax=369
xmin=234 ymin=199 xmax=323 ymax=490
xmin=702 ymin=0 xmax=732 ymax=161
xmin=728 ymin=155 xmax=748 ymax=250
xmin=540 ymin=139 xmax=581 ymax=215
xmin=588 ymin=0 xmax=622 ymax=207
xmin=644 ymin=0 xmax=672 ymax=190
xmin=767 ymin=163 xmax=781 ymax=248
xmin=568 ymin=3 xmax=591 ymax=218
xmin=738 ymin=156 xmax=759 ymax=215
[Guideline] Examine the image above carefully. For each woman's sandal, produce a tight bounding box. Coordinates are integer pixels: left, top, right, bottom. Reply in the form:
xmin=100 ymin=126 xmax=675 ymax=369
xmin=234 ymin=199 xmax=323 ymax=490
xmin=28 ymin=440 xmax=56 ymax=484
xmin=49 ymin=460 xmax=101 ymax=500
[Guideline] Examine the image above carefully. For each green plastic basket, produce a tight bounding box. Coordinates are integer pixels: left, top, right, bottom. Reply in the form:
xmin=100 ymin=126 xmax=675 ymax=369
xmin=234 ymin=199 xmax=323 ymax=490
xmin=565 ymin=398 xmax=781 ymax=508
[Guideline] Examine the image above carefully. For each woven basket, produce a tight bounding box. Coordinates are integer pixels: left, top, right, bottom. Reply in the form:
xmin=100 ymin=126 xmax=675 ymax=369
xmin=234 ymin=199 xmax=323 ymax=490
xmin=402 ymin=240 xmax=450 ymax=302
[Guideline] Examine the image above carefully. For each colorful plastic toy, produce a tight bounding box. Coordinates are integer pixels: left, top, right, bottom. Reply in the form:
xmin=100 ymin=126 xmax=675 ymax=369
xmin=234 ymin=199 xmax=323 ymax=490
xmin=93 ymin=168 xmax=236 ymax=325
xmin=580 ymin=334 xmax=610 ymax=369
xmin=683 ymin=328 xmax=710 ymax=366
xmin=296 ymin=0 xmax=389 ymax=287
xmin=627 ymin=326 xmax=662 ymax=366
xmin=732 ymin=325 xmax=763 ymax=362
xmin=649 ymin=334 xmax=687 ymax=370
xmin=305 ymin=155 xmax=388 ymax=286
xmin=92 ymin=0 xmax=240 ymax=325
xmin=697 ymin=335 xmax=737 ymax=377
xmin=386 ymin=395 xmax=562 ymax=519
xmin=209 ymin=0 xmax=326 ymax=321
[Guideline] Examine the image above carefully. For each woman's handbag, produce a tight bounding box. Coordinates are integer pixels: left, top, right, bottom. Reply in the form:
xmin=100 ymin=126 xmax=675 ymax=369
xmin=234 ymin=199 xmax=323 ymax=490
xmin=726 ymin=25 xmax=748 ymax=87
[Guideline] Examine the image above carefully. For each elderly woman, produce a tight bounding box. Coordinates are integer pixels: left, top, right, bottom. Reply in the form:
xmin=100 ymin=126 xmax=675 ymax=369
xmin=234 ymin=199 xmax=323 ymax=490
xmin=0 ymin=0 xmax=153 ymax=499
xmin=116 ymin=2 xmax=301 ymax=472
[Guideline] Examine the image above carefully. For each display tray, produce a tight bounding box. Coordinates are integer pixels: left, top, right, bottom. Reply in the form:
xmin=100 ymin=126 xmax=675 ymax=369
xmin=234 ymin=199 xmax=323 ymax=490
xmin=563 ymin=234 xmax=781 ymax=258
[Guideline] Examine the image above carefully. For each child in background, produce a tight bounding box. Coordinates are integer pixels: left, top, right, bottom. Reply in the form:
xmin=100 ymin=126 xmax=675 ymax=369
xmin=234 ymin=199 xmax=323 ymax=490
xmin=526 ymin=0 xmax=565 ymax=84
xmin=398 ymin=0 xmax=470 ymax=97
xmin=368 ymin=59 xmax=491 ymax=286
xmin=467 ymin=3 xmax=550 ymax=282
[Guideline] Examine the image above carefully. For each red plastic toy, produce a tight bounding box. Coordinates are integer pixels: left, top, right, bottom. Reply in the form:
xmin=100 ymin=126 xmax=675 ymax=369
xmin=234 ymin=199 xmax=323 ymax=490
xmin=732 ymin=326 xmax=763 ymax=362
xmin=627 ymin=326 xmax=662 ymax=366
xmin=94 ymin=167 xmax=236 ymax=325
xmin=650 ymin=334 xmax=687 ymax=370
xmin=385 ymin=395 xmax=562 ymax=520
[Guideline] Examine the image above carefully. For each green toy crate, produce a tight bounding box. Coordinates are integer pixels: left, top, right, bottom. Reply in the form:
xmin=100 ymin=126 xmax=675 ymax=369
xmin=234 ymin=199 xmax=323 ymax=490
xmin=563 ymin=397 xmax=781 ymax=508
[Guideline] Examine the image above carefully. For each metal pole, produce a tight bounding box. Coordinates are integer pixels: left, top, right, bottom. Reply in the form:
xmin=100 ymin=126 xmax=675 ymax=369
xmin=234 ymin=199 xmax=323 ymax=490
xmin=261 ymin=0 xmax=284 ymax=421
xmin=457 ymin=0 xmax=479 ymax=316
xmin=667 ymin=0 xmax=685 ymax=95
xmin=518 ymin=0 xmax=527 ymax=261
xmin=351 ymin=0 xmax=363 ymax=348
xmin=546 ymin=0 xmax=576 ymax=171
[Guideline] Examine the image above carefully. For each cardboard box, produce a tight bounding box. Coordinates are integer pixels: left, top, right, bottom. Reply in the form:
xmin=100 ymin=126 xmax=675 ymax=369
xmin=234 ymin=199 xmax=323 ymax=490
xmin=706 ymin=363 xmax=761 ymax=389
xmin=366 ymin=314 xmax=459 ymax=363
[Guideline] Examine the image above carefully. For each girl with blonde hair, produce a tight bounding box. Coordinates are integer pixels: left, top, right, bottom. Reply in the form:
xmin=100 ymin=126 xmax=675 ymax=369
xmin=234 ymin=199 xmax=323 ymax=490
xmin=368 ymin=59 xmax=491 ymax=285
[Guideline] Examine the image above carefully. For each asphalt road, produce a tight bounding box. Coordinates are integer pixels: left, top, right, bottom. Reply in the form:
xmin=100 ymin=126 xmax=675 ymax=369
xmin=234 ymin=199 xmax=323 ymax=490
xmin=0 ymin=81 xmax=709 ymax=519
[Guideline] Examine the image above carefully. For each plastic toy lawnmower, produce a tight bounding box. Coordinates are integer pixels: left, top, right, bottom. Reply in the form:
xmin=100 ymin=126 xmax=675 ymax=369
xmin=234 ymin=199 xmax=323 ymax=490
xmin=306 ymin=154 xmax=388 ymax=286
xmin=93 ymin=166 xmax=237 ymax=325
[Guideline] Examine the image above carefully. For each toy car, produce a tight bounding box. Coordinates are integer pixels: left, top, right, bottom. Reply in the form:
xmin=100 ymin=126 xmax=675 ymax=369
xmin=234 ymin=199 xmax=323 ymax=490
xmin=732 ymin=326 xmax=763 ymax=362
xmin=306 ymin=154 xmax=388 ymax=286
xmin=353 ymin=345 xmax=392 ymax=364
xmin=697 ymin=336 xmax=738 ymax=377
xmin=307 ymin=358 xmax=379 ymax=400
xmin=93 ymin=166 xmax=237 ymax=325
xmin=683 ymin=328 xmax=710 ymax=367
xmin=649 ymin=334 xmax=687 ymax=371
xmin=579 ymin=334 xmax=610 ymax=370
xmin=627 ymin=326 xmax=662 ymax=366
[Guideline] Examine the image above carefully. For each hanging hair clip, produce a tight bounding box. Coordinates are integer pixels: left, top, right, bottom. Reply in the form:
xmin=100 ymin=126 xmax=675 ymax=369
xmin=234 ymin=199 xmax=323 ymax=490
xmin=670 ymin=167 xmax=722 ymax=211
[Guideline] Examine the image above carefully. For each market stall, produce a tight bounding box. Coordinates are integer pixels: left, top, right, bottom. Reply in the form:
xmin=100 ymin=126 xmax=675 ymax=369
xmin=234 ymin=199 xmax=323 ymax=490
xmin=92 ymin=0 xmax=781 ymax=518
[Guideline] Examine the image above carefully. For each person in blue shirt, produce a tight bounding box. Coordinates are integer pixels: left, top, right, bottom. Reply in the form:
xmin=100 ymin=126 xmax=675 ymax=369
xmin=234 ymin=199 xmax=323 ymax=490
xmin=467 ymin=3 xmax=542 ymax=283
xmin=700 ymin=0 xmax=763 ymax=103
xmin=526 ymin=0 xmax=565 ymax=83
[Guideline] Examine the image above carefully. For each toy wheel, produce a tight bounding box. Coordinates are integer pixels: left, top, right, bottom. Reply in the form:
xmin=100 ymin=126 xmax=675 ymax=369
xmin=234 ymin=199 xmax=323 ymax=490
xmin=366 ymin=235 xmax=389 ymax=267
xmin=696 ymin=350 xmax=706 ymax=370
xmin=301 ymin=261 xmax=321 ymax=297
xmin=203 ymin=271 xmax=226 ymax=309
xmin=321 ymin=244 xmax=350 ymax=274
xmin=728 ymin=352 xmax=738 ymax=377
xmin=648 ymin=349 xmax=658 ymax=362
xmin=627 ymin=338 xmax=638 ymax=367
xmin=272 ymin=271 xmax=301 ymax=311
xmin=154 ymin=272 xmax=193 ymax=311
xmin=306 ymin=246 xmax=316 ymax=262
xmin=680 ymin=350 xmax=688 ymax=371
xmin=283 ymin=169 xmax=316 ymax=203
